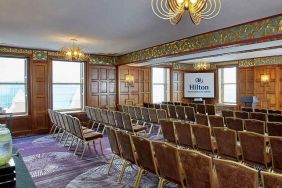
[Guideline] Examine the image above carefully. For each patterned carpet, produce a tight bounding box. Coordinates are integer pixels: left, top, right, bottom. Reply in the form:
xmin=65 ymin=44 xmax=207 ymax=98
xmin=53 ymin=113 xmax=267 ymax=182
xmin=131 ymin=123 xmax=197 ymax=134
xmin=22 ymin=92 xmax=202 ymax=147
xmin=13 ymin=131 xmax=178 ymax=188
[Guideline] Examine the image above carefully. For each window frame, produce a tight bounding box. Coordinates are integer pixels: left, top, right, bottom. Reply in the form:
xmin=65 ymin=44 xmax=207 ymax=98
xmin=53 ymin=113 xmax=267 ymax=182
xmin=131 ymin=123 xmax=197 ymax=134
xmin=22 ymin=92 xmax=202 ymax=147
xmin=218 ymin=66 xmax=237 ymax=104
xmin=152 ymin=67 xmax=170 ymax=103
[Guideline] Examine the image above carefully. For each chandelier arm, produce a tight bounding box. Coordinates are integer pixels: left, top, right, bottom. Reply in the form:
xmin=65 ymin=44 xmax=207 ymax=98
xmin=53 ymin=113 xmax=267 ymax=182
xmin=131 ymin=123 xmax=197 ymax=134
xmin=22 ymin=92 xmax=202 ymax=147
xmin=151 ymin=0 xmax=174 ymax=19
xmin=200 ymin=0 xmax=221 ymax=19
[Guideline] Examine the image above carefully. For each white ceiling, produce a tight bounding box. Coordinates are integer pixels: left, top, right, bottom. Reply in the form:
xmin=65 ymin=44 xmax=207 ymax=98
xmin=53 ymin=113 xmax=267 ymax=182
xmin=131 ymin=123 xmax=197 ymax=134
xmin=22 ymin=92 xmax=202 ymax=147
xmin=0 ymin=0 xmax=281 ymax=55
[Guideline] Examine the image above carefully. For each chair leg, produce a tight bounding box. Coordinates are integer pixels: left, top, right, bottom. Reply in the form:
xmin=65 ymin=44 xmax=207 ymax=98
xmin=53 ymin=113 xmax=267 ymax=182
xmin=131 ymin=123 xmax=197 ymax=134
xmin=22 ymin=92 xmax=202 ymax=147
xmin=80 ymin=141 xmax=87 ymax=159
xmin=52 ymin=126 xmax=58 ymax=137
xmin=96 ymin=123 xmax=101 ymax=132
xmin=59 ymin=131 xmax=65 ymax=143
xmin=157 ymin=126 xmax=162 ymax=136
xmin=91 ymin=121 xmax=96 ymax=129
xmin=49 ymin=125 xmax=54 ymax=134
xmin=118 ymin=160 xmax=128 ymax=183
xmin=74 ymin=139 xmax=81 ymax=155
xmin=108 ymin=155 xmax=116 ymax=174
xmin=101 ymin=126 xmax=105 ymax=135
xmin=93 ymin=140 xmax=97 ymax=152
xmin=134 ymin=168 xmax=144 ymax=188
xmin=148 ymin=123 xmax=154 ymax=135
xmin=99 ymin=139 xmax=103 ymax=154
xmin=63 ymin=133 xmax=70 ymax=146
xmin=68 ymin=136 xmax=75 ymax=150
xmin=56 ymin=129 xmax=62 ymax=140
xmin=157 ymin=178 xmax=165 ymax=188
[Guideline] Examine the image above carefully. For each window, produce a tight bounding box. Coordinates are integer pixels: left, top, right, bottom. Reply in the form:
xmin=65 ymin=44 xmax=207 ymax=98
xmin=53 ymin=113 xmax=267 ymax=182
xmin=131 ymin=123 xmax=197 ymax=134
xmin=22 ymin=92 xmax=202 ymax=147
xmin=52 ymin=61 xmax=84 ymax=111
xmin=152 ymin=67 xmax=170 ymax=103
xmin=0 ymin=57 xmax=27 ymax=114
xmin=218 ymin=67 xmax=237 ymax=104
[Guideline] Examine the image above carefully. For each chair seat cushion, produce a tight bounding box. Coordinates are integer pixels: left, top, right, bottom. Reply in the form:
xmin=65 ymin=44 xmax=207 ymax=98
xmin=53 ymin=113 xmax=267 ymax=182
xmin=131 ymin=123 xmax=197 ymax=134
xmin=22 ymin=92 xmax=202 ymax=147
xmin=83 ymin=128 xmax=94 ymax=134
xmin=84 ymin=132 xmax=103 ymax=141
xmin=133 ymin=125 xmax=147 ymax=132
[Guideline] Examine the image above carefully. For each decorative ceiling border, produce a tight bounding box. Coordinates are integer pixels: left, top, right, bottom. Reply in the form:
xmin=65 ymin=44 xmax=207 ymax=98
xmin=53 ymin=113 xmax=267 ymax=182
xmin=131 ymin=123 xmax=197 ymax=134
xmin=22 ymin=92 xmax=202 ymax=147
xmin=118 ymin=14 xmax=282 ymax=64
xmin=173 ymin=63 xmax=216 ymax=71
xmin=238 ymin=56 xmax=282 ymax=67
xmin=0 ymin=47 xmax=32 ymax=55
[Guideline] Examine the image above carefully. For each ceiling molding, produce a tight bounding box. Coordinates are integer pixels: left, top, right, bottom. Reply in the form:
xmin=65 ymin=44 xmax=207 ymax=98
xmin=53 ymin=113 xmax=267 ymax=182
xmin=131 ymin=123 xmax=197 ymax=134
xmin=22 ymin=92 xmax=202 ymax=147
xmin=238 ymin=55 xmax=282 ymax=67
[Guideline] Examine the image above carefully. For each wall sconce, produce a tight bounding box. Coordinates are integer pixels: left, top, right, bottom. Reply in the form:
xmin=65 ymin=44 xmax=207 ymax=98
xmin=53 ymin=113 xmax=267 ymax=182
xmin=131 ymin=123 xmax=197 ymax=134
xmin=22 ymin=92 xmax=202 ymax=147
xmin=125 ymin=74 xmax=134 ymax=87
xmin=261 ymin=74 xmax=270 ymax=83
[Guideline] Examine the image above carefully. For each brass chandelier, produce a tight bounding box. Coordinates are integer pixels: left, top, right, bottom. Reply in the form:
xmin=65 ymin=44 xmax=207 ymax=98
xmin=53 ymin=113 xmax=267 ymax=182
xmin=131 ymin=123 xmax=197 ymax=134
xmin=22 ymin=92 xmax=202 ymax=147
xmin=151 ymin=0 xmax=221 ymax=25
xmin=193 ymin=62 xmax=211 ymax=70
xmin=60 ymin=39 xmax=90 ymax=61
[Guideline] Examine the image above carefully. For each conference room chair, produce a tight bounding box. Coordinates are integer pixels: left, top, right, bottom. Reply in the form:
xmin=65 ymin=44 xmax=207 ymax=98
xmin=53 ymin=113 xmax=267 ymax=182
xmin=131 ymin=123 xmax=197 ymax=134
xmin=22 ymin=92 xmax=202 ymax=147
xmin=148 ymin=103 xmax=155 ymax=108
xmin=100 ymin=109 xmax=109 ymax=134
xmin=168 ymin=105 xmax=178 ymax=119
xmin=57 ymin=112 xmax=67 ymax=141
xmin=134 ymin=106 xmax=143 ymax=124
xmin=197 ymin=104 xmax=206 ymax=115
xmin=154 ymin=103 xmax=161 ymax=109
xmin=94 ymin=108 xmax=103 ymax=132
xmin=238 ymin=131 xmax=271 ymax=168
xmin=268 ymin=109 xmax=282 ymax=115
xmin=192 ymin=125 xmax=217 ymax=154
xmin=131 ymin=135 xmax=158 ymax=188
xmin=128 ymin=106 xmax=137 ymax=123
xmin=185 ymin=106 xmax=196 ymax=123
xmin=122 ymin=113 xmax=147 ymax=134
xmin=266 ymin=122 xmax=282 ymax=137
xmin=167 ymin=101 xmax=174 ymax=105
xmin=208 ymin=115 xmax=224 ymax=128
xmin=254 ymin=108 xmax=268 ymax=114
xmin=105 ymin=127 xmax=122 ymax=174
xmin=213 ymin=158 xmax=259 ymax=188
xmin=123 ymin=105 xmax=129 ymax=113
xmin=244 ymin=119 xmax=265 ymax=135
xmin=84 ymin=106 xmax=92 ymax=125
xmin=267 ymin=114 xmax=282 ymax=122
xmin=234 ymin=111 xmax=249 ymax=119
xmin=225 ymin=117 xmax=244 ymax=132
xmin=213 ymin=127 xmax=241 ymax=161
xmin=156 ymin=109 xmax=168 ymax=121
xmin=151 ymin=141 xmax=185 ymax=188
xmin=107 ymin=110 xmax=117 ymax=127
xmin=188 ymin=103 xmax=198 ymax=113
xmin=221 ymin=110 xmax=234 ymax=121
xmin=269 ymin=136 xmax=282 ymax=173
xmin=195 ymin=113 xmax=209 ymax=126
xmin=141 ymin=107 xmax=153 ymax=133
xmin=115 ymin=130 xmax=136 ymax=183
xmin=175 ymin=105 xmax=186 ymax=121
xmin=89 ymin=107 xmax=98 ymax=129
xmin=159 ymin=119 xmax=176 ymax=144
xmin=114 ymin=111 xmax=125 ymax=130
xmin=250 ymin=112 xmax=267 ymax=122
xmin=143 ymin=102 xmax=149 ymax=108
xmin=241 ymin=107 xmax=254 ymax=113
xmin=178 ymin=149 xmax=213 ymax=188
xmin=148 ymin=108 xmax=160 ymax=134
xmin=48 ymin=109 xmax=57 ymax=135
xmin=174 ymin=121 xmax=195 ymax=149
xmin=160 ymin=104 xmax=169 ymax=115
xmin=117 ymin=104 xmax=123 ymax=112
xmin=261 ymin=171 xmax=282 ymax=188
xmin=59 ymin=114 xmax=72 ymax=145
xmin=206 ymin=104 xmax=216 ymax=115
xmin=174 ymin=102 xmax=181 ymax=106
xmin=66 ymin=115 xmax=80 ymax=150
xmin=181 ymin=102 xmax=188 ymax=106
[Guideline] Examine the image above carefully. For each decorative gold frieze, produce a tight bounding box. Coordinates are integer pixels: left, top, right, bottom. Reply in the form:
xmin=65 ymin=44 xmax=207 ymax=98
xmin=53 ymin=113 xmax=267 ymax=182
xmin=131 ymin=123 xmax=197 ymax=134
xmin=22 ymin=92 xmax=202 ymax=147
xmin=173 ymin=63 xmax=216 ymax=71
xmin=0 ymin=47 xmax=32 ymax=55
xmin=33 ymin=50 xmax=48 ymax=61
xmin=238 ymin=56 xmax=282 ymax=67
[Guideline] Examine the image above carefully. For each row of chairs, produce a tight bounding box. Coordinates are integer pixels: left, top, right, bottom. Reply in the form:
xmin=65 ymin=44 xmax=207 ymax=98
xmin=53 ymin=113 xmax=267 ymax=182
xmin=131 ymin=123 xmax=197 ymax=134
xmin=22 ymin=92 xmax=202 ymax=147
xmin=106 ymin=126 xmax=282 ymax=188
xmin=242 ymin=107 xmax=282 ymax=114
xmin=160 ymin=120 xmax=282 ymax=172
xmin=222 ymin=110 xmax=282 ymax=122
xmin=48 ymin=109 xmax=103 ymax=158
xmin=195 ymin=114 xmax=282 ymax=136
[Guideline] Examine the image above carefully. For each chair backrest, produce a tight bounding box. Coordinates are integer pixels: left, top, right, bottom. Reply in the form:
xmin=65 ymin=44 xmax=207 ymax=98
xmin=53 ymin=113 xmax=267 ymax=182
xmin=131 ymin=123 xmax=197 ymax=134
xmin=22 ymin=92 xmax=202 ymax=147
xmin=122 ymin=113 xmax=133 ymax=132
xmin=134 ymin=107 xmax=143 ymax=120
xmin=208 ymin=115 xmax=224 ymax=128
xmin=197 ymin=104 xmax=206 ymax=114
xmin=123 ymin=105 xmax=129 ymax=113
xmin=148 ymin=108 xmax=158 ymax=124
xmin=85 ymin=106 xmax=91 ymax=120
xmin=89 ymin=107 xmax=97 ymax=122
xmin=267 ymin=114 xmax=282 ymax=122
xmin=185 ymin=106 xmax=196 ymax=122
xmin=238 ymin=131 xmax=268 ymax=167
xmin=107 ymin=110 xmax=116 ymax=127
xmin=114 ymin=111 xmax=124 ymax=129
xmin=174 ymin=122 xmax=194 ymax=148
xmin=269 ymin=136 xmax=282 ymax=173
xmin=95 ymin=108 xmax=102 ymax=122
xmin=213 ymin=127 xmax=239 ymax=160
xmin=143 ymin=102 xmax=149 ymax=108
xmin=195 ymin=113 xmax=209 ymax=126
xmin=105 ymin=127 xmax=120 ymax=156
xmin=178 ymin=149 xmax=212 ymax=188
xmin=101 ymin=109 xmax=109 ymax=124
xmin=254 ymin=108 xmax=268 ymax=113
xmin=156 ymin=109 xmax=167 ymax=121
xmin=214 ymin=158 xmax=259 ymax=188
xmin=244 ymin=119 xmax=265 ymax=135
xmin=192 ymin=125 xmax=214 ymax=153
xmin=175 ymin=106 xmax=186 ymax=120
xmin=242 ymin=107 xmax=254 ymax=113
xmin=267 ymin=122 xmax=282 ymax=136
xmin=222 ymin=110 xmax=234 ymax=119
xmin=160 ymin=104 xmax=169 ymax=114
xmin=148 ymin=103 xmax=155 ymax=108
xmin=160 ymin=119 xmax=176 ymax=143
xmin=225 ymin=117 xmax=244 ymax=132
xmin=128 ymin=106 xmax=137 ymax=120
xmin=131 ymin=135 xmax=157 ymax=174
xmin=152 ymin=141 xmax=184 ymax=186
xmin=206 ymin=104 xmax=216 ymax=115
xmin=48 ymin=109 xmax=55 ymax=124
xmin=141 ymin=107 xmax=150 ymax=122
xmin=189 ymin=103 xmax=198 ymax=112
xmin=234 ymin=111 xmax=249 ymax=119
xmin=168 ymin=105 xmax=177 ymax=119
xmin=117 ymin=104 xmax=123 ymax=112
xmin=115 ymin=130 xmax=135 ymax=163
xmin=73 ymin=117 xmax=84 ymax=140
xmin=154 ymin=103 xmax=161 ymax=109
xmin=268 ymin=109 xmax=282 ymax=115
xmin=250 ymin=112 xmax=267 ymax=122
xmin=66 ymin=115 xmax=77 ymax=136
xmin=62 ymin=114 xmax=71 ymax=132
xmin=181 ymin=103 xmax=188 ymax=106
xmin=261 ymin=171 xmax=282 ymax=188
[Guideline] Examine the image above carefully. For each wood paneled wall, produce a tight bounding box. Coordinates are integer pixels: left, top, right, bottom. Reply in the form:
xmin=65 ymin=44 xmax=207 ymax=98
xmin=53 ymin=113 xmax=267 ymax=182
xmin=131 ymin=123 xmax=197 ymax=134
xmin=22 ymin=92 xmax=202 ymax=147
xmin=87 ymin=65 xmax=116 ymax=109
xmin=118 ymin=65 xmax=151 ymax=106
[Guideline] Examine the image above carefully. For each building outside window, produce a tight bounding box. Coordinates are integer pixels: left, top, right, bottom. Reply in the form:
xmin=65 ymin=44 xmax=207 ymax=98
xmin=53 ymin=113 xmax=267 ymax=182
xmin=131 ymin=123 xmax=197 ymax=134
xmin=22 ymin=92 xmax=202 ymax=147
xmin=152 ymin=67 xmax=170 ymax=103
xmin=218 ymin=66 xmax=237 ymax=104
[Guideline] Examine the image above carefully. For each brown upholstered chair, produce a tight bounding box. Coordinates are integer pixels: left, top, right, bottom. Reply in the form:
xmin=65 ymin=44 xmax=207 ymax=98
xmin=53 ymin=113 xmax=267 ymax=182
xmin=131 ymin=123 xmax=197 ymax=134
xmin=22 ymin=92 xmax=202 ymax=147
xmin=174 ymin=121 xmax=195 ymax=148
xmin=107 ymin=110 xmax=116 ymax=127
xmin=192 ymin=125 xmax=217 ymax=154
xmin=185 ymin=106 xmax=196 ymax=123
xmin=267 ymin=122 xmax=282 ymax=137
xmin=254 ymin=108 xmax=268 ymax=113
xmin=151 ymin=141 xmax=185 ymax=188
xmin=168 ymin=105 xmax=177 ymax=119
xmin=267 ymin=114 xmax=282 ymax=122
xmin=261 ymin=171 xmax=282 ymax=188
xmin=242 ymin=107 xmax=254 ymax=113
xmin=117 ymin=104 xmax=123 ymax=112
xmin=159 ymin=119 xmax=176 ymax=144
xmin=269 ymin=136 xmax=282 ymax=173
xmin=238 ymin=131 xmax=271 ymax=167
xmin=213 ymin=158 xmax=259 ymax=188
xmin=131 ymin=135 xmax=158 ymax=188
xmin=209 ymin=115 xmax=224 ymax=128
xmin=122 ymin=113 xmax=146 ymax=134
xmin=268 ymin=109 xmax=282 ymax=115
xmin=195 ymin=113 xmax=209 ymax=126
xmin=148 ymin=108 xmax=159 ymax=134
xmin=213 ymin=127 xmax=241 ymax=161
xmin=156 ymin=109 xmax=168 ymax=121
xmin=178 ymin=149 xmax=213 ymax=188
xmin=197 ymin=104 xmax=206 ymax=115
xmin=114 ymin=111 xmax=124 ymax=130
xmin=222 ymin=110 xmax=234 ymax=119
xmin=225 ymin=117 xmax=244 ymax=132
xmin=189 ymin=103 xmax=198 ymax=113
xmin=234 ymin=111 xmax=249 ymax=119
xmin=175 ymin=105 xmax=186 ymax=121
xmin=244 ymin=119 xmax=265 ymax=135
xmin=115 ymin=130 xmax=136 ymax=183
xmin=134 ymin=106 xmax=143 ymax=123
xmin=206 ymin=104 xmax=216 ymax=115
xmin=250 ymin=112 xmax=267 ymax=122
xmin=141 ymin=107 xmax=153 ymax=132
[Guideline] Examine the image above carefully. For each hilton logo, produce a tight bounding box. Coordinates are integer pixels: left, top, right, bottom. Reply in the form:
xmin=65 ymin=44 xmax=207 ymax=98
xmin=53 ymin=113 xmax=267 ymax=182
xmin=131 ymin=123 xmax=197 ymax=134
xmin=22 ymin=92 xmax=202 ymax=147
xmin=189 ymin=77 xmax=209 ymax=90
xmin=195 ymin=77 xmax=203 ymax=83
